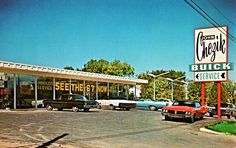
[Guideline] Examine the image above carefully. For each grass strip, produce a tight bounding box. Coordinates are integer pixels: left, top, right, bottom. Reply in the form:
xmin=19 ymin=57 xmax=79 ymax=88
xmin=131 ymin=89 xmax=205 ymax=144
xmin=206 ymin=121 xmax=236 ymax=135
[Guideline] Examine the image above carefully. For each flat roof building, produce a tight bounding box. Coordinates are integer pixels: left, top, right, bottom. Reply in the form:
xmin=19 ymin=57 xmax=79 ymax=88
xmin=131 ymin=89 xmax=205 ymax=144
xmin=0 ymin=61 xmax=148 ymax=109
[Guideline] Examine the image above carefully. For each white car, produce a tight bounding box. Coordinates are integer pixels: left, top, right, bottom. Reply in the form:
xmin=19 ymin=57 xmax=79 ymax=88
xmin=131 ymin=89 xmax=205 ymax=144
xmin=31 ymin=100 xmax=44 ymax=108
xmin=96 ymin=97 xmax=136 ymax=110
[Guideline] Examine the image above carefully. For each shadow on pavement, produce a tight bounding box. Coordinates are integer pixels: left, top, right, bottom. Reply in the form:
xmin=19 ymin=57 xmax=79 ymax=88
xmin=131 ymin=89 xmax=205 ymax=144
xmin=36 ymin=133 xmax=69 ymax=148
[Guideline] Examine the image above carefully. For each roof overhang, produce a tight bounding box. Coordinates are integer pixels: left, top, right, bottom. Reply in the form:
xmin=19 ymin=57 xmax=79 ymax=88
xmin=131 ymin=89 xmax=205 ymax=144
xmin=0 ymin=61 xmax=148 ymax=85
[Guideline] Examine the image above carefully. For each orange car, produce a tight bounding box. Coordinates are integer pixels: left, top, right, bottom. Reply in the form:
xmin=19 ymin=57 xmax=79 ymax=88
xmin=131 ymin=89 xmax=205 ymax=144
xmin=161 ymin=100 xmax=208 ymax=123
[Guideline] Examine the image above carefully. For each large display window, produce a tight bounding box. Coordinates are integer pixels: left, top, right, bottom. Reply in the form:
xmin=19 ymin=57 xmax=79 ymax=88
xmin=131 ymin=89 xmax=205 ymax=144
xmin=17 ymin=74 xmax=36 ymax=107
xmin=70 ymin=79 xmax=84 ymax=95
xmin=37 ymin=77 xmax=53 ymax=100
xmin=0 ymin=73 xmax=14 ymax=108
xmin=85 ymin=81 xmax=97 ymax=100
xmin=55 ymin=78 xmax=70 ymax=99
xmin=98 ymin=82 xmax=108 ymax=99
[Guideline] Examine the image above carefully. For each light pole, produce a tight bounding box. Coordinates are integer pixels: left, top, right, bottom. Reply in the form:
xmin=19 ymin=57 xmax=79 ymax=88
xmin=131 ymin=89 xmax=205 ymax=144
xmin=165 ymin=76 xmax=186 ymax=101
xmin=148 ymin=72 xmax=170 ymax=99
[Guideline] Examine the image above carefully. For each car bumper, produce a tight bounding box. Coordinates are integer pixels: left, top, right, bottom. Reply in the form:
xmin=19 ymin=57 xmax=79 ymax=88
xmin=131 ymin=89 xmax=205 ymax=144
xmin=84 ymin=105 xmax=97 ymax=108
xmin=162 ymin=112 xmax=192 ymax=118
xmin=119 ymin=103 xmax=136 ymax=108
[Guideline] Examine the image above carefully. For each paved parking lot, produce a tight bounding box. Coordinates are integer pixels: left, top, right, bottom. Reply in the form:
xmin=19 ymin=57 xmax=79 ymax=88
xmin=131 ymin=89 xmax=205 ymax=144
xmin=0 ymin=109 xmax=235 ymax=148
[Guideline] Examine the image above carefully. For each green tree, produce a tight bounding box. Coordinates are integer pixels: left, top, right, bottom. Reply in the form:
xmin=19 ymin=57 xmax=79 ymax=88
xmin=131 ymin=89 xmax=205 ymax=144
xmin=64 ymin=66 xmax=74 ymax=70
xmin=138 ymin=70 xmax=186 ymax=99
xmin=187 ymin=81 xmax=235 ymax=106
xmin=81 ymin=59 xmax=135 ymax=77
xmin=187 ymin=81 xmax=201 ymax=101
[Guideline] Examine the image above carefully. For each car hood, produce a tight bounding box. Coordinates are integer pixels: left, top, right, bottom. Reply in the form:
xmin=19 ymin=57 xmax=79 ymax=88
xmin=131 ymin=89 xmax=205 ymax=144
xmin=163 ymin=105 xmax=194 ymax=112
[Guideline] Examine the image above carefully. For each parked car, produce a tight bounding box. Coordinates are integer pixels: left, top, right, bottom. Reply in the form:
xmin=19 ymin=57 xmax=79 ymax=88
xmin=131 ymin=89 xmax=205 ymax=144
xmin=135 ymin=98 xmax=172 ymax=111
xmin=208 ymin=103 xmax=234 ymax=119
xmin=31 ymin=100 xmax=44 ymax=108
xmin=96 ymin=96 xmax=136 ymax=110
xmin=43 ymin=94 xmax=98 ymax=112
xmin=230 ymin=105 xmax=236 ymax=119
xmin=161 ymin=100 xmax=208 ymax=123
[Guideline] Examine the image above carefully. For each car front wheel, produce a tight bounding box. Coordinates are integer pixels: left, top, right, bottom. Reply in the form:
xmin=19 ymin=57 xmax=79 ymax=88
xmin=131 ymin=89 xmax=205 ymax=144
xmin=84 ymin=108 xmax=89 ymax=112
xmin=165 ymin=116 xmax=170 ymax=120
xmin=109 ymin=105 xmax=115 ymax=110
xmin=72 ymin=106 xmax=79 ymax=112
xmin=189 ymin=115 xmax=195 ymax=123
xmin=46 ymin=104 xmax=53 ymax=111
xmin=209 ymin=113 xmax=213 ymax=117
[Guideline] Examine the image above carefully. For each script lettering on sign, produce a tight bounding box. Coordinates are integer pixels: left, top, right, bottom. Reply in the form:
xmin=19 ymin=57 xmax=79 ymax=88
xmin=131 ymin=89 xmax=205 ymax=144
xmin=195 ymin=27 xmax=227 ymax=64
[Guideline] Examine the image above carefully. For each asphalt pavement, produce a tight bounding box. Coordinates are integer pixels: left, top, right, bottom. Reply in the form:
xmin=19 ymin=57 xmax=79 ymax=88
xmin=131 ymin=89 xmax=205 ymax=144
xmin=0 ymin=108 xmax=235 ymax=148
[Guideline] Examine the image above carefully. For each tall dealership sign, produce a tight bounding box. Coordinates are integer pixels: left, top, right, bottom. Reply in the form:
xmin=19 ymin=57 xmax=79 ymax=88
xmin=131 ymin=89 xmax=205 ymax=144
xmin=189 ymin=26 xmax=233 ymax=121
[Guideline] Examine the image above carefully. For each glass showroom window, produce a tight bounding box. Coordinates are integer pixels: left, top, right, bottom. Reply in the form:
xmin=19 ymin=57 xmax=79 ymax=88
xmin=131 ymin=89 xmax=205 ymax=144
xmin=55 ymin=78 xmax=70 ymax=99
xmin=17 ymin=74 xmax=35 ymax=108
xmin=109 ymin=83 xmax=118 ymax=98
xmin=85 ymin=81 xmax=96 ymax=100
xmin=70 ymin=79 xmax=84 ymax=95
xmin=37 ymin=77 xmax=53 ymax=100
xmin=98 ymin=82 xmax=108 ymax=99
xmin=0 ymin=73 xmax=14 ymax=109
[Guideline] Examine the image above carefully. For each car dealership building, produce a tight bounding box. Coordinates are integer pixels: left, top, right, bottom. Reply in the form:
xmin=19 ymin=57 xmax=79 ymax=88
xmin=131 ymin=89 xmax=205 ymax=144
xmin=0 ymin=61 xmax=148 ymax=109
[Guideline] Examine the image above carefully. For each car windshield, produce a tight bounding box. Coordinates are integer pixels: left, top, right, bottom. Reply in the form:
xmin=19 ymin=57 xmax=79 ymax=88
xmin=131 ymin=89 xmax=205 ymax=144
xmin=75 ymin=95 xmax=88 ymax=101
xmin=158 ymin=99 xmax=169 ymax=102
xmin=108 ymin=96 xmax=128 ymax=100
xmin=172 ymin=101 xmax=195 ymax=107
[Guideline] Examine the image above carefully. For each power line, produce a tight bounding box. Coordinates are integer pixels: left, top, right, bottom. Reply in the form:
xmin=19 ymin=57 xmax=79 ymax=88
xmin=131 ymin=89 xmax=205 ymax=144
xmin=190 ymin=0 xmax=236 ymax=42
xmin=207 ymin=0 xmax=235 ymax=27
xmin=184 ymin=0 xmax=236 ymax=44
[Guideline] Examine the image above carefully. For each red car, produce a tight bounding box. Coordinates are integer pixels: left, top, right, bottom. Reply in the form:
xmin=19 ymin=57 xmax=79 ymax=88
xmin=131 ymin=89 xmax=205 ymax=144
xmin=161 ymin=100 xmax=208 ymax=123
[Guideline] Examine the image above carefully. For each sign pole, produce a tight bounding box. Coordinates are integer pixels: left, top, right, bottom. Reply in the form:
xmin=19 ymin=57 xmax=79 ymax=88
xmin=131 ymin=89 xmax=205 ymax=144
xmin=217 ymin=82 xmax=221 ymax=121
xmin=201 ymin=82 xmax=205 ymax=106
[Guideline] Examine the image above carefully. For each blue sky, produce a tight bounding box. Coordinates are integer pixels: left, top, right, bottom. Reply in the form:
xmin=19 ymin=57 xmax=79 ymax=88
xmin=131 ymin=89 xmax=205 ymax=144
xmin=0 ymin=0 xmax=235 ymax=81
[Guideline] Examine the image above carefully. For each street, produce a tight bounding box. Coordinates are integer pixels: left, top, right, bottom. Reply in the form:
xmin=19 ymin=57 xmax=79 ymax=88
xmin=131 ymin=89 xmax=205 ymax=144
xmin=0 ymin=109 xmax=235 ymax=148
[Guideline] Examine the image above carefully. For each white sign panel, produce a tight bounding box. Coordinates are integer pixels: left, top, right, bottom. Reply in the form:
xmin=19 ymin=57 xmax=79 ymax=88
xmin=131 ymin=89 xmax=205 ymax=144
xmin=194 ymin=71 xmax=227 ymax=82
xmin=194 ymin=26 xmax=228 ymax=82
xmin=194 ymin=27 xmax=228 ymax=64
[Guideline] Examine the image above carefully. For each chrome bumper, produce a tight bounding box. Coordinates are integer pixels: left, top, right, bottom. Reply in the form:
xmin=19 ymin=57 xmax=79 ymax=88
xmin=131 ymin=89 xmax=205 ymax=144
xmin=84 ymin=105 xmax=97 ymax=108
xmin=162 ymin=112 xmax=192 ymax=118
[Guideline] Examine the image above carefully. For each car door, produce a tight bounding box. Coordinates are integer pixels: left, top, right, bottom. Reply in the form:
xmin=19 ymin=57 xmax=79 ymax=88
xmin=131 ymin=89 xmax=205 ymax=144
xmin=195 ymin=102 xmax=202 ymax=118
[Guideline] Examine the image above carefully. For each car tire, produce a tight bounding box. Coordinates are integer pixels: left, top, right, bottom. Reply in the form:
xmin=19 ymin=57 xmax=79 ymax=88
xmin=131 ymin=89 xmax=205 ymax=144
xmin=110 ymin=105 xmax=115 ymax=110
xmin=97 ymin=105 xmax=101 ymax=109
xmin=149 ymin=106 xmax=157 ymax=111
xmin=58 ymin=108 xmax=63 ymax=111
xmin=72 ymin=106 xmax=79 ymax=112
xmin=46 ymin=104 xmax=53 ymax=111
xmin=125 ymin=108 xmax=131 ymax=111
xmin=189 ymin=115 xmax=195 ymax=123
xmin=84 ymin=108 xmax=89 ymax=112
xmin=165 ymin=116 xmax=170 ymax=120
xmin=199 ymin=115 xmax=203 ymax=120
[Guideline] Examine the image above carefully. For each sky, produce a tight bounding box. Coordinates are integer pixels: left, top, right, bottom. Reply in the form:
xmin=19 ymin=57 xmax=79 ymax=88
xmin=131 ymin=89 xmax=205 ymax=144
xmin=0 ymin=0 xmax=235 ymax=81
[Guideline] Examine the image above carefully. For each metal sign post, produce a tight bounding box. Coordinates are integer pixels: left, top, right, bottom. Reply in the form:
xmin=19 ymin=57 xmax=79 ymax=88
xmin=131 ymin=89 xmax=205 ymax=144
xmin=217 ymin=83 xmax=221 ymax=121
xmin=201 ymin=83 xmax=205 ymax=106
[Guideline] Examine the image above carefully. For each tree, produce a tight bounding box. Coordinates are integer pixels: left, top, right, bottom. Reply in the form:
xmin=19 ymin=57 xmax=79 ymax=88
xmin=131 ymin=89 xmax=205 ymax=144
xmin=138 ymin=70 xmax=186 ymax=99
xmin=64 ymin=66 xmax=74 ymax=70
xmin=81 ymin=59 xmax=135 ymax=77
xmin=187 ymin=81 xmax=235 ymax=106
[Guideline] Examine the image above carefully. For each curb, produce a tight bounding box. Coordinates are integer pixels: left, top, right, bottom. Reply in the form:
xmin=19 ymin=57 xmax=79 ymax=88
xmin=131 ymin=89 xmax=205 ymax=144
xmin=200 ymin=127 xmax=224 ymax=135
